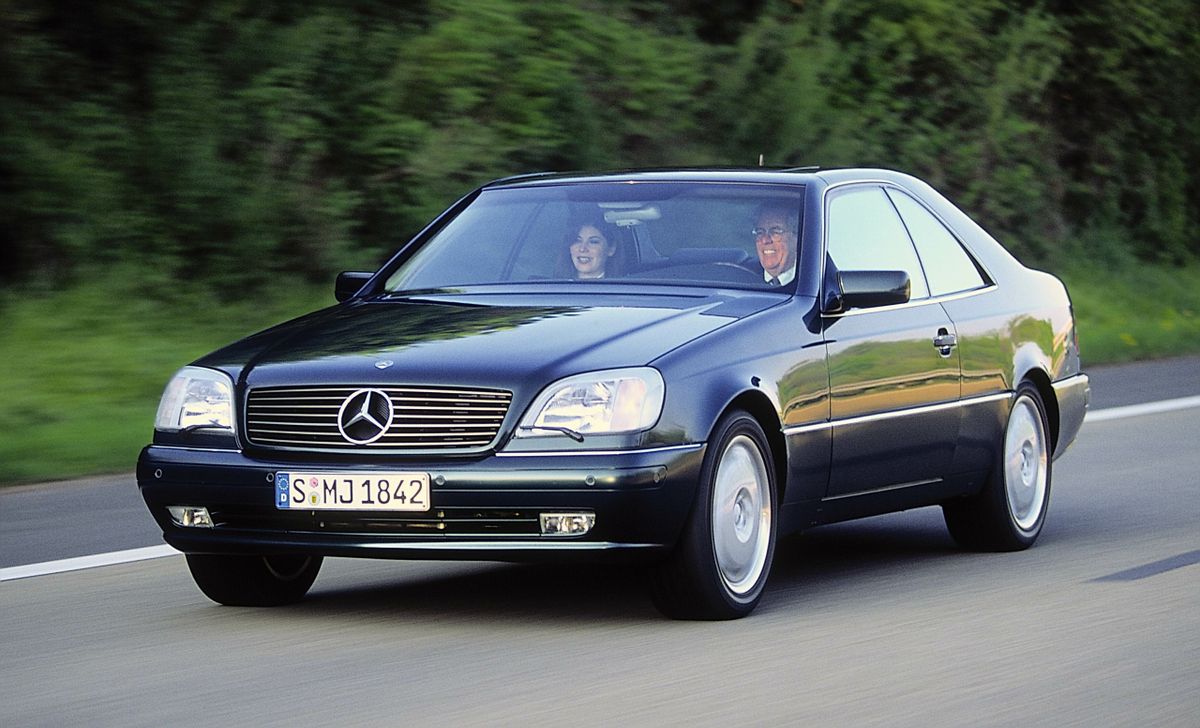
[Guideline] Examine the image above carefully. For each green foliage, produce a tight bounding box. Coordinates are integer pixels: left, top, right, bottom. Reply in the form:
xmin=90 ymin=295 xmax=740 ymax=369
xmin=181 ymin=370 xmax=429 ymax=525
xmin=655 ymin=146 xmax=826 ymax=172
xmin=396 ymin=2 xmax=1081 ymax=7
xmin=385 ymin=0 xmax=706 ymax=219
xmin=711 ymin=1 xmax=1070 ymax=261
xmin=2 ymin=0 xmax=1197 ymax=289
xmin=1 ymin=0 xmax=710 ymax=293
xmin=1047 ymin=0 xmax=1200 ymax=263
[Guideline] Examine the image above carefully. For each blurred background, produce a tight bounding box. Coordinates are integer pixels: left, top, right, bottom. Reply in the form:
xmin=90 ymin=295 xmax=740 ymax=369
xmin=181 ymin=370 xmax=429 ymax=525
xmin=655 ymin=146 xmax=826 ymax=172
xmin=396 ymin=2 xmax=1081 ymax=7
xmin=1 ymin=0 xmax=1198 ymax=484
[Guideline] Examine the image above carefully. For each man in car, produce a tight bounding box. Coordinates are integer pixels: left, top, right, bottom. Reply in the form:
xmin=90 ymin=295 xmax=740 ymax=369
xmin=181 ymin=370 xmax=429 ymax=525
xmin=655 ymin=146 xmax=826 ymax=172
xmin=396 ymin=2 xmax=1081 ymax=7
xmin=753 ymin=204 xmax=799 ymax=286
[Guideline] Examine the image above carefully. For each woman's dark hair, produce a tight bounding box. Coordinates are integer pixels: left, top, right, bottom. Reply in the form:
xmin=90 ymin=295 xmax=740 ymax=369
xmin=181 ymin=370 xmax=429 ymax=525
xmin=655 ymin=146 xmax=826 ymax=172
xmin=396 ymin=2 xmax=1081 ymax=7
xmin=554 ymin=212 xmax=627 ymax=278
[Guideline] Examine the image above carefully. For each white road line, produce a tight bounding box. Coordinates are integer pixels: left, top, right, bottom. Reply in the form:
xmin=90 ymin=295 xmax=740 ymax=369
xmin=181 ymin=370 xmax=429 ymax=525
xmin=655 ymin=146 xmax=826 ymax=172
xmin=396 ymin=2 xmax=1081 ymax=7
xmin=1084 ymin=394 xmax=1200 ymax=423
xmin=3 ymin=393 xmax=1199 ymax=584
xmin=0 ymin=545 xmax=179 ymax=583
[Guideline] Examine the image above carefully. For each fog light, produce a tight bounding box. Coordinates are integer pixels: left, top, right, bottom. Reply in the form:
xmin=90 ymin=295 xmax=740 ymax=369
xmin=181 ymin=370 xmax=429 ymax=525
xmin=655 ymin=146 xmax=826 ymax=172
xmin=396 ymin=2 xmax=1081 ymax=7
xmin=540 ymin=512 xmax=595 ymax=536
xmin=168 ymin=506 xmax=213 ymax=528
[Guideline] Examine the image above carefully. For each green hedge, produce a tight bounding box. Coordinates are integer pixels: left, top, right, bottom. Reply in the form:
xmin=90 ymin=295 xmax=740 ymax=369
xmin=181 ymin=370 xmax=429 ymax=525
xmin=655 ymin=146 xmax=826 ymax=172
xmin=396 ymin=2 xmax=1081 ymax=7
xmin=2 ymin=0 xmax=1197 ymax=293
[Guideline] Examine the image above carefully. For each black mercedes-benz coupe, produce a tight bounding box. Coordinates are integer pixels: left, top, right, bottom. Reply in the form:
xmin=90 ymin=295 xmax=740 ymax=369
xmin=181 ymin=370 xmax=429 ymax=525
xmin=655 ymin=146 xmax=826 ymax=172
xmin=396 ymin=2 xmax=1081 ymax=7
xmin=139 ymin=168 xmax=1090 ymax=619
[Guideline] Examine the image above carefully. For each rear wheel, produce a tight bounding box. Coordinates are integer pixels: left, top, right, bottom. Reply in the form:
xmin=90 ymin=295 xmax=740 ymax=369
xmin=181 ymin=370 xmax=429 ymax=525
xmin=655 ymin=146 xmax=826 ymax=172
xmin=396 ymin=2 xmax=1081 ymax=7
xmin=944 ymin=382 xmax=1052 ymax=551
xmin=651 ymin=411 xmax=777 ymax=620
xmin=186 ymin=554 xmax=322 ymax=606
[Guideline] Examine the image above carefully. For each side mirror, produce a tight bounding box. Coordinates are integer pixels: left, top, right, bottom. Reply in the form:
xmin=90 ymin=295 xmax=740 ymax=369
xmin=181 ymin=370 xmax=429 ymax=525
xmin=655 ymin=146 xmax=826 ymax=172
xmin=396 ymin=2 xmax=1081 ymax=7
xmin=837 ymin=270 xmax=911 ymax=310
xmin=334 ymin=271 xmax=374 ymax=302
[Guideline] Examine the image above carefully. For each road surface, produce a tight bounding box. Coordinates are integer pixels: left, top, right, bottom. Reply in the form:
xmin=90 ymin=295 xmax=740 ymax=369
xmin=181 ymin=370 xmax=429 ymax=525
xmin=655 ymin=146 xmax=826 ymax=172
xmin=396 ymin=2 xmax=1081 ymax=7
xmin=2 ymin=356 xmax=1198 ymax=725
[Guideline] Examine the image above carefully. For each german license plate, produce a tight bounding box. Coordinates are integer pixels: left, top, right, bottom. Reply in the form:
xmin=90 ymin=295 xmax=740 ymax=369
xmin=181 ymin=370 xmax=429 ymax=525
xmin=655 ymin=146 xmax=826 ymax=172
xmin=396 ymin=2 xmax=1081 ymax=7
xmin=275 ymin=471 xmax=431 ymax=512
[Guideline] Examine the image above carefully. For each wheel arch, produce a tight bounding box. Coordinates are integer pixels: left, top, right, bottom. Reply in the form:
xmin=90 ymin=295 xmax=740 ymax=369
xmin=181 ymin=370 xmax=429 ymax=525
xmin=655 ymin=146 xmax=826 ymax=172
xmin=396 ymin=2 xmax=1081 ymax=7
xmin=1019 ymin=368 xmax=1059 ymax=453
xmin=720 ymin=390 xmax=788 ymax=505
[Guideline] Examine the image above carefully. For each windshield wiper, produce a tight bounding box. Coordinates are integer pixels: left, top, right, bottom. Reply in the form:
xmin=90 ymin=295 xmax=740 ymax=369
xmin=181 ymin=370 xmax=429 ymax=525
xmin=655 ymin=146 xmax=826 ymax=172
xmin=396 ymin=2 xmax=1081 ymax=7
xmin=518 ymin=425 xmax=585 ymax=442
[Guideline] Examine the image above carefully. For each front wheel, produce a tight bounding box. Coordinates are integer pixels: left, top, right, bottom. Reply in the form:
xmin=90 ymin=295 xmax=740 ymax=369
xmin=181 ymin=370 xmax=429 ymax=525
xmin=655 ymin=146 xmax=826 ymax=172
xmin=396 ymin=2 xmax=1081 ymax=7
xmin=651 ymin=411 xmax=777 ymax=620
xmin=944 ymin=382 xmax=1052 ymax=551
xmin=186 ymin=554 xmax=323 ymax=606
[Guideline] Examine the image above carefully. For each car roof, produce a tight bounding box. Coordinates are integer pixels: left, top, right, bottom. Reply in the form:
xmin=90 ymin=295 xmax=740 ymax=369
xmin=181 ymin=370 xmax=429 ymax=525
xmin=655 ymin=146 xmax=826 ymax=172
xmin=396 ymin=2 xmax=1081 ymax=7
xmin=482 ymin=167 xmax=924 ymax=190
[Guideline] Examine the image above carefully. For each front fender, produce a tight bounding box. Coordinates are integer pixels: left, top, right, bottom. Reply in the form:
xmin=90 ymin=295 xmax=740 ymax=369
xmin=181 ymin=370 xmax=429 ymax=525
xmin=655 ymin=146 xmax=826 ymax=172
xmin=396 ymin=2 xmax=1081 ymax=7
xmin=649 ymin=296 xmax=830 ymax=507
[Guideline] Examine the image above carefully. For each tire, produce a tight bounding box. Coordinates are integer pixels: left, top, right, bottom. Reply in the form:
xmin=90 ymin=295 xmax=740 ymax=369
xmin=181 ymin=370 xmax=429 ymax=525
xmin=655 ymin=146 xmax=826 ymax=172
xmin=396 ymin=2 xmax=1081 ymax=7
xmin=185 ymin=554 xmax=323 ymax=607
xmin=944 ymin=382 xmax=1052 ymax=551
xmin=651 ymin=410 xmax=777 ymax=620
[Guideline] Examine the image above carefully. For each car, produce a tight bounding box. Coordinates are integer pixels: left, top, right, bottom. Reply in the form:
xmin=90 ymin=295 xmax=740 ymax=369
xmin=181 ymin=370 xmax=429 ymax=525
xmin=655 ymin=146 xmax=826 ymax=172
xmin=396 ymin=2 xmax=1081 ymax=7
xmin=138 ymin=167 xmax=1090 ymax=619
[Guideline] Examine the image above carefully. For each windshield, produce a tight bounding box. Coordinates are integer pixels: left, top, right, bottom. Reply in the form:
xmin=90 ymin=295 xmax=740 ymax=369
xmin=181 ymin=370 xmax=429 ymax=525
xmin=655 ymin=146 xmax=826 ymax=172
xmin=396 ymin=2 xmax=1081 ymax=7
xmin=384 ymin=182 xmax=804 ymax=292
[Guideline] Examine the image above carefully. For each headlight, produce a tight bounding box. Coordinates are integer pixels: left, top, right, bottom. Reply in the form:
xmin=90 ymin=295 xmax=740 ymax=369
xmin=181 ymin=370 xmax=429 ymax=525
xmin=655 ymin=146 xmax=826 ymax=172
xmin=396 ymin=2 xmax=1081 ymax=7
xmin=154 ymin=366 xmax=236 ymax=434
xmin=516 ymin=367 xmax=665 ymax=438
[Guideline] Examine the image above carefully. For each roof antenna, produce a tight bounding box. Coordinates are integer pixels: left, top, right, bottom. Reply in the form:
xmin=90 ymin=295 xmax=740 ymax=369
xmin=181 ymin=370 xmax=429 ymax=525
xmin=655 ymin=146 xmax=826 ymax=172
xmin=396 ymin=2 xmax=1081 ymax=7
xmin=758 ymin=153 xmax=764 ymax=167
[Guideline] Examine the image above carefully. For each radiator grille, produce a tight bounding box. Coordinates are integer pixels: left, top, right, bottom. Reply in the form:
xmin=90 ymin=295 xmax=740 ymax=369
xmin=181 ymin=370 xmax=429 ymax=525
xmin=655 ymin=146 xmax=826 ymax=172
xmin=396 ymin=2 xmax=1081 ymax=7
xmin=245 ymin=385 xmax=512 ymax=452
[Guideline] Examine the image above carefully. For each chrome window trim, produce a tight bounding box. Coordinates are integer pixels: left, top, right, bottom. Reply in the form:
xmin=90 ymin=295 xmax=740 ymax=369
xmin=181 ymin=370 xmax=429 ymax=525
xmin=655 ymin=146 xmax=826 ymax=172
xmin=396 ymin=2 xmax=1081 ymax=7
xmin=495 ymin=443 xmax=703 ymax=458
xmin=821 ymin=283 xmax=997 ymax=318
xmin=822 ymin=477 xmax=941 ymax=501
xmin=782 ymin=391 xmax=1011 ymax=436
xmin=1052 ymin=373 xmax=1089 ymax=392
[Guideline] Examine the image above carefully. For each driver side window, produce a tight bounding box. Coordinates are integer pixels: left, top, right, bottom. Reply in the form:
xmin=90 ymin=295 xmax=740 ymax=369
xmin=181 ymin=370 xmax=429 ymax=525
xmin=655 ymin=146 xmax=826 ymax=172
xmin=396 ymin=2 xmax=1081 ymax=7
xmin=826 ymin=186 xmax=930 ymax=300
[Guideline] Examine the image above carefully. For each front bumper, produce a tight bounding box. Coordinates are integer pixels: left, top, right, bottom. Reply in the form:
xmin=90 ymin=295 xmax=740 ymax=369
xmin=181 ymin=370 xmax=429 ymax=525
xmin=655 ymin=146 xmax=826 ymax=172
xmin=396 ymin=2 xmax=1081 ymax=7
xmin=137 ymin=443 xmax=705 ymax=562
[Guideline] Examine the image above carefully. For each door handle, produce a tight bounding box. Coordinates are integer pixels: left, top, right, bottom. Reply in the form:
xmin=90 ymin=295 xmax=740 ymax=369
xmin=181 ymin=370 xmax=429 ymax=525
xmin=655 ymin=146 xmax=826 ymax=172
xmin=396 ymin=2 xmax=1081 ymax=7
xmin=933 ymin=328 xmax=957 ymax=356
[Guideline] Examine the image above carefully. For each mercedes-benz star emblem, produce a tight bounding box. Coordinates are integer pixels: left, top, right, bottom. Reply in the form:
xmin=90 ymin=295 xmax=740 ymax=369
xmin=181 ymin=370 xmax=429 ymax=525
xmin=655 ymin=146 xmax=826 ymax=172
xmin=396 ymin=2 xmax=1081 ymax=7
xmin=337 ymin=388 xmax=394 ymax=445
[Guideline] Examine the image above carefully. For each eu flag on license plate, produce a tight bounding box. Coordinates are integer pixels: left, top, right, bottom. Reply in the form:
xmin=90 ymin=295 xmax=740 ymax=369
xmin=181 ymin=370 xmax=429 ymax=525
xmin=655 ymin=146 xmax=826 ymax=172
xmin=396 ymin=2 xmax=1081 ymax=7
xmin=275 ymin=473 xmax=290 ymax=505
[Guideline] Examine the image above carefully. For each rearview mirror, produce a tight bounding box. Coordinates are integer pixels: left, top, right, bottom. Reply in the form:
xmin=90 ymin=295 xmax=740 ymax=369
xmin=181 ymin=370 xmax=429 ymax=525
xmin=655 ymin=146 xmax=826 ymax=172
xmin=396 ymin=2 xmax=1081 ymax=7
xmin=837 ymin=270 xmax=911 ymax=310
xmin=334 ymin=271 xmax=373 ymax=302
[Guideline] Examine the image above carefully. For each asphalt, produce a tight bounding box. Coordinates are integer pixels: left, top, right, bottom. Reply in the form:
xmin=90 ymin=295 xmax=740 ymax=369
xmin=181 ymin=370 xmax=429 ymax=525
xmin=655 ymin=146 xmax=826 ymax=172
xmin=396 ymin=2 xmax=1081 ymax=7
xmin=1082 ymin=353 xmax=1200 ymax=408
xmin=2 ymin=395 xmax=1198 ymax=725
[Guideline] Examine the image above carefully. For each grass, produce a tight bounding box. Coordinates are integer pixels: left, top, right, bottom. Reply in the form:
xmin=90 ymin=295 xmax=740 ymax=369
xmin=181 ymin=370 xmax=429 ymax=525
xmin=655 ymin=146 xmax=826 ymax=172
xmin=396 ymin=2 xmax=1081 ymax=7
xmin=0 ymin=276 xmax=329 ymax=485
xmin=1 ymin=262 xmax=1197 ymax=486
xmin=1059 ymin=262 xmax=1200 ymax=365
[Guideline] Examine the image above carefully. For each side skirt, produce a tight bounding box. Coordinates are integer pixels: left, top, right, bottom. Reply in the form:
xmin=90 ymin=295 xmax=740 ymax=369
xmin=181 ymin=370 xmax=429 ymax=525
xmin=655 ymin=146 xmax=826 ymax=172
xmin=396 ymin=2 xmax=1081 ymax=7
xmin=780 ymin=472 xmax=985 ymax=533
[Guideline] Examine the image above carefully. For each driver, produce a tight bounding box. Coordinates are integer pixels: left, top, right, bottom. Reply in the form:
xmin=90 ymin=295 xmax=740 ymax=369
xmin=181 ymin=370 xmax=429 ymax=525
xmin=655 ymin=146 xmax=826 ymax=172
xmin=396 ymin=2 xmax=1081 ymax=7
xmin=753 ymin=204 xmax=799 ymax=286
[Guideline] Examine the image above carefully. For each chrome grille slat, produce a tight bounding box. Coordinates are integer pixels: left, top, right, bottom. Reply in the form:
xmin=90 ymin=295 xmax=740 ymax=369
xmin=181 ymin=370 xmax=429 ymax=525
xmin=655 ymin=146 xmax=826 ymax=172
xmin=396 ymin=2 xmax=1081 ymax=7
xmin=380 ymin=433 xmax=489 ymax=438
xmin=250 ymin=428 xmax=493 ymax=434
xmin=245 ymin=385 xmax=513 ymax=452
xmin=395 ymin=414 xmax=506 ymax=420
xmin=254 ymin=386 xmax=508 ymax=395
xmin=251 ymin=402 xmax=345 ymax=407
xmin=370 ymin=440 xmax=492 ymax=446
xmin=390 ymin=406 xmax=508 ymax=412
xmin=246 ymin=419 xmax=504 ymax=426
xmin=247 ymin=416 xmax=340 ymax=423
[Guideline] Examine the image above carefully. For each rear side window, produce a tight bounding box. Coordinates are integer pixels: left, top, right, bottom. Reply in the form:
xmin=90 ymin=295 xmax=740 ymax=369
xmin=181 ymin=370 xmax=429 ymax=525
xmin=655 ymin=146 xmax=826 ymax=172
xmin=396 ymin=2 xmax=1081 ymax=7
xmin=826 ymin=186 xmax=930 ymax=300
xmin=887 ymin=189 xmax=985 ymax=296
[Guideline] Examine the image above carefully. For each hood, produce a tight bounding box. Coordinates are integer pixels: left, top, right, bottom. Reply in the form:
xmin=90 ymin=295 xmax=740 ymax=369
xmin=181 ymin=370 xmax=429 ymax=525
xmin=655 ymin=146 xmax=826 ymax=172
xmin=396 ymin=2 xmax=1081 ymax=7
xmin=195 ymin=289 xmax=781 ymax=392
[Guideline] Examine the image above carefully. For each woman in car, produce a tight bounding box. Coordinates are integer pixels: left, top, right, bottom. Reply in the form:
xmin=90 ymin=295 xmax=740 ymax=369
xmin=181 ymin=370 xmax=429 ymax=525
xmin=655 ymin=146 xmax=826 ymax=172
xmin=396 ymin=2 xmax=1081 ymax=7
xmin=557 ymin=215 xmax=624 ymax=279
